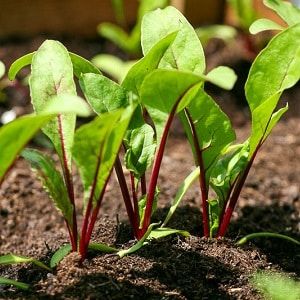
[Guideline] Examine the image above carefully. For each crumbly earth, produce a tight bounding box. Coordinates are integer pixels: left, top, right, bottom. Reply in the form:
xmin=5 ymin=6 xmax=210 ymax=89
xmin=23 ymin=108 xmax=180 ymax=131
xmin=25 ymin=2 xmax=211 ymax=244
xmin=0 ymin=36 xmax=299 ymax=299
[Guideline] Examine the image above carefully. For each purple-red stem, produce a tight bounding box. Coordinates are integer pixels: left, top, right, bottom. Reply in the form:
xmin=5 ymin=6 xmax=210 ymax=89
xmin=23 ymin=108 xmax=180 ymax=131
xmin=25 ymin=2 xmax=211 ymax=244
xmin=79 ymin=142 xmax=105 ymax=258
xmin=114 ymin=156 xmax=138 ymax=237
xmin=58 ymin=115 xmax=77 ymax=251
xmin=130 ymin=172 xmax=141 ymax=232
xmin=217 ymin=146 xmax=261 ymax=237
xmin=184 ymin=109 xmax=210 ymax=237
xmin=81 ymin=182 xmax=108 ymax=261
xmin=139 ymin=107 xmax=177 ymax=239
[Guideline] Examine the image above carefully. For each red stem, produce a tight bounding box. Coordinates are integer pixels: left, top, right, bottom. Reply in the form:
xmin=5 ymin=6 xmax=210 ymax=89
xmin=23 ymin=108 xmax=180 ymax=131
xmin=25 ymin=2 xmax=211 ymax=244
xmin=217 ymin=146 xmax=261 ymax=237
xmin=114 ymin=156 xmax=137 ymax=237
xmin=184 ymin=109 xmax=210 ymax=237
xmin=139 ymin=108 xmax=176 ymax=239
xmin=79 ymin=143 xmax=104 ymax=258
xmin=81 ymin=181 xmax=108 ymax=261
xmin=58 ymin=115 xmax=77 ymax=251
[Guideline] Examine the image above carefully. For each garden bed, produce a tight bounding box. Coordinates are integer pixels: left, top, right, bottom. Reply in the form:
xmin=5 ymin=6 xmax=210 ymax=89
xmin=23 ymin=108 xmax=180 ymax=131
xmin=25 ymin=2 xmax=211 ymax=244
xmin=0 ymin=35 xmax=300 ymax=299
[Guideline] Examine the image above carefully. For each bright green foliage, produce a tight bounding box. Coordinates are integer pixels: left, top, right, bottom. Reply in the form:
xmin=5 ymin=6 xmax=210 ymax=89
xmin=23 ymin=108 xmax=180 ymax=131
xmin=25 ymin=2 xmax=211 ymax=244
xmin=121 ymin=31 xmax=178 ymax=95
xmin=29 ymin=40 xmax=76 ymax=171
xmin=247 ymin=23 xmax=300 ymax=155
xmin=80 ymin=73 xmax=128 ymax=114
xmin=73 ymin=107 xmax=134 ymax=209
xmin=7 ymin=39 xmax=134 ymax=263
xmin=250 ymin=0 xmax=300 ymax=33
xmin=182 ymin=90 xmax=236 ymax=188
xmin=140 ymin=70 xmax=204 ymax=143
xmin=264 ymin=0 xmax=300 ymax=26
xmin=0 ymin=114 xmax=55 ymax=186
xmin=141 ymin=6 xmax=205 ymax=74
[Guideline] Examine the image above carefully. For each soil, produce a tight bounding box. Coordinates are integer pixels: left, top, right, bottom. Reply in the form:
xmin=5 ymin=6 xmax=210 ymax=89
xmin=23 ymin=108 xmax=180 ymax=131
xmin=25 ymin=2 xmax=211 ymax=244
xmin=0 ymin=35 xmax=299 ymax=299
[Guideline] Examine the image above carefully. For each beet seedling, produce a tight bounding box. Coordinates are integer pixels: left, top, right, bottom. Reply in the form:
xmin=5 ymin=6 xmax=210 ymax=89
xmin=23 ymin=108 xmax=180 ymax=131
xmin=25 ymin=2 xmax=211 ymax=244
xmin=80 ymin=6 xmax=237 ymax=253
xmin=154 ymin=5 xmax=300 ymax=237
xmin=113 ymin=5 xmax=299 ymax=239
xmin=8 ymin=40 xmax=136 ymax=262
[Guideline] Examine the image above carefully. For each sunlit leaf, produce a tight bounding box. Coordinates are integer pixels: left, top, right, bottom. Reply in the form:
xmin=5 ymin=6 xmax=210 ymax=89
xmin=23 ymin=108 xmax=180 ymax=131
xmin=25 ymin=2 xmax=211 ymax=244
xmin=29 ymin=40 xmax=77 ymax=170
xmin=8 ymin=52 xmax=34 ymax=80
xmin=0 ymin=114 xmax=55 ymax=186
xmin=141 ymin=6 xmax=205 ymax=74
xmin=73 ymin=106 xmax=135 ymax=209
xmin=263 ymin=0 xmax=300 ymax=26
xmin=250 ymin=18 xmax=285 ymax=34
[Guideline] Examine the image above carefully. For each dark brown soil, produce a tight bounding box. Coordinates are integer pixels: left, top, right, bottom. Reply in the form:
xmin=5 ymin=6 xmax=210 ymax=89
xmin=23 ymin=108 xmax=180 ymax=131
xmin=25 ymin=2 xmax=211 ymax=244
xmin=0 ymin=36 xmax=300 ymax=299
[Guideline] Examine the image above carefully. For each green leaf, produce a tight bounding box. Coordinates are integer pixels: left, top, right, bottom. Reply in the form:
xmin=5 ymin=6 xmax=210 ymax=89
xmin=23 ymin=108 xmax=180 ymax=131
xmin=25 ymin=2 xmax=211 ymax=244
xmin=0 ymin=254 xmax=51 ymax=272
xmin=263 ymin=0 xmax=300 ymax=26
xmin=80 ymin=73 xmax=128 ymax=114
xmin=29 ymin=40 xmax=77 ymax=170
xmin=8 ymin=52 xmax=34 ymax=80
xmin=42 ymin=94 xmax=92 ymax=117
xmin=73 ymin=106 xmax=135 ymax=209
xmin=0 ymin=114 xmax=55 ymax=186
xmin=88 ymin=243 xmax=119 ymax=252
xmin=21 ymin=148 xmax=74 ymax=228
xmin=210 ymin=142 xmax=249 ymax=203
xmin=249 ymin=93 xmax=288 ymax=155
xmin=237 ymin=232 xmax=300 ymax=246
xmin=91 ymin=54 xmax=136 ymax=83
xmin=0 ymin=277 xmax=30 ymax=290
xmin=141 ymin=6 xmax=205 ymax=74
xmin=122 ymin=31 xmax=178 ymax=96
xmin=162 ymin=167 xmax=200 ymax=227
xmin=246 ymin=23 xmax=300 ymax=112
xmin=149 ymin=228 xmax=190 ymax=239
xmin=208 ymin=199 xmax=221 ymax=238
xmin=140 ymin=69 xmax=204 ymax=143
xmin=182 ymin=91 xmax=236 ymax=187
xmin=50 ymin=244 xmax=72 ymax=268
xmin=204 ymin=66 xmax=237 ymax=90
xmin=117 ymin=222 xmax=160 ymax=258
xmin=250 ymin=18 xmax=285 ymax=34
xmin=124 ymin=106 xmax=156 ymax=179
xmin=69 ymin=52 xmax=101 ymax=78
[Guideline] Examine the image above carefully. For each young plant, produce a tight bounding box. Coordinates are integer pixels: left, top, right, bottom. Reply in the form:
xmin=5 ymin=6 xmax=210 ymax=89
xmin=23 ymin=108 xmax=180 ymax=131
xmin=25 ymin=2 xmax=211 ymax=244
xmin=99 ymin=5 xmax=299 ymax=240
xmin=8 ymin=40 xmax=135 ymax=262
xmin=165 ymin=4 xmax=300 ymax=237
xmin=80 ymin=6 xmax=237 ymax=247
